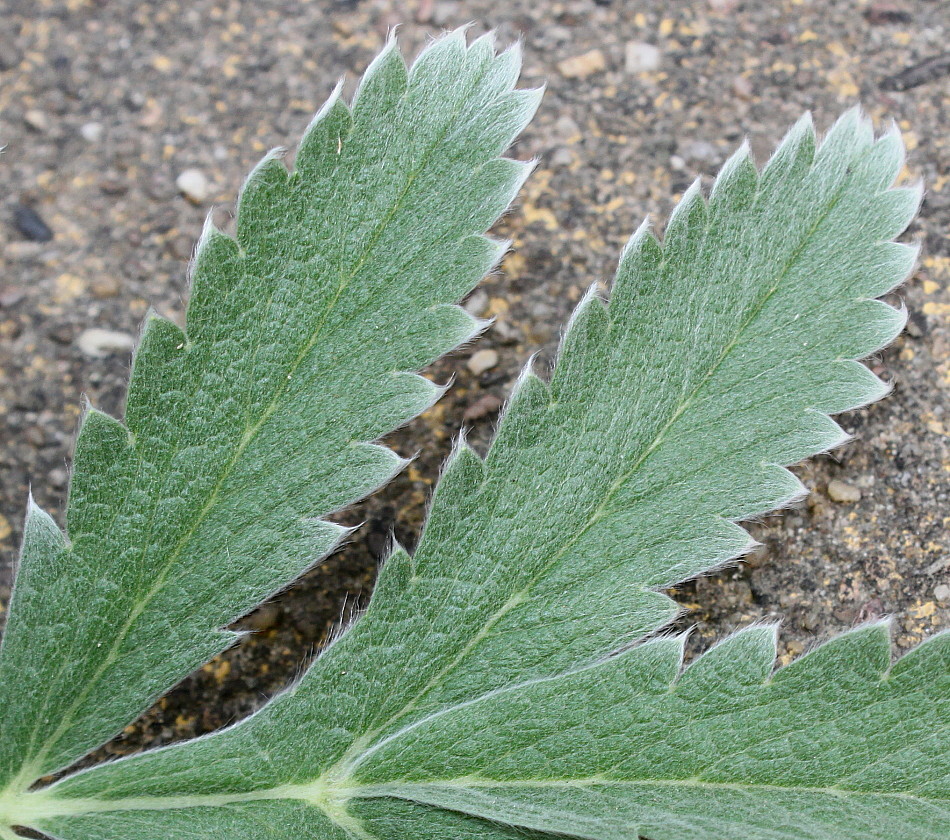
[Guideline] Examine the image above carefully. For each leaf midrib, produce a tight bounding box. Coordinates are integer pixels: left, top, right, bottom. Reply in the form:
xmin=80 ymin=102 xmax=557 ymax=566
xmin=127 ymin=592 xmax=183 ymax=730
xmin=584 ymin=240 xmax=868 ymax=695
xmin=14 ymin=773 xmax=947 ymax=825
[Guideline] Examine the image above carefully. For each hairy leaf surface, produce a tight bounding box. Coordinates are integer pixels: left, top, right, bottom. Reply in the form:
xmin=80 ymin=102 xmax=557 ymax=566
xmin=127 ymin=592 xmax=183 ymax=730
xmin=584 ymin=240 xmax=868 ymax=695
xmin=0 ymin=30 xmax=538 ymax=797
xmin=7 ymin=97 xmax=938 ymax=840
xmin=354 ymin=623 xmax=950 ymax=840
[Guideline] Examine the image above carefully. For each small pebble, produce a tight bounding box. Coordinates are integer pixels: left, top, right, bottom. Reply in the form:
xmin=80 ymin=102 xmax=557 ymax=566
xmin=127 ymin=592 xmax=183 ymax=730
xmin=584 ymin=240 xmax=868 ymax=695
xmin=678 ymin=139 xmax=718 ymax=164
xmin=47 ymin=324 xmax=75 ymax=345
xmin=624 ymin=41 xmax=661 ymax=73
xmin=176 ymin=168 xmax=210 ymax=204
xmin=467 ymin=348 xmax=499 ymax=375
xmin=463 ymin=290 xmax=488 ymax=316
xmin=24 ymin=425 xmax=46 ymax=448
xmin=827 ymin=479 xmax=862 ymax=503
xmin=90 ymin=276 xmax=122 ymax=299
xmin=77 ymin=328 xmax=136 ymax=358
xmin=935 ymin=584 xmax=950 ymax=603
xmin=4 ymin=242 xmax=43 ymax=261
xmin=80 ymin=121 xmax=104 ymax=143
xmin=558 ymin=49 xmax=606 ymax=79
xmin=24 ymin=109 xmax=49 ymax=132
xmin=463 ymin=393 xmax=503 ymax=421
xmin=0 ymin=288 xmax=26 ymax=307
xmin=168 ymin=232 xmax=195 ymax=261
xmin=732 ymin=75 xmax=754 ymax=100
xmin=12 ymin=204 xmax=53 ymax=242
xmin=99 ymin=172 xmax=127 ymax=195
xmin=553 ymin=115 xmax=581 ymax=140
xmin=864 ymin=3 xmax=912 ymax=24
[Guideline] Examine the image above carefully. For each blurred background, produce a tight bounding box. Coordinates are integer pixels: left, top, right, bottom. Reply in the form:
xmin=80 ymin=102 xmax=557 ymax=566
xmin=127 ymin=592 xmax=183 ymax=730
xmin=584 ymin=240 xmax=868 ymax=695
xmin=1 ymin=0 xmax=948 ymax=763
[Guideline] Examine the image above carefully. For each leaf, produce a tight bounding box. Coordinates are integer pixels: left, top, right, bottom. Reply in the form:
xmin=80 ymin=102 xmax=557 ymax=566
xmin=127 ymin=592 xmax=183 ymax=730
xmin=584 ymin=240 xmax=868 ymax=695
xmin=5 ymin=100 xmax=933 ymax=840
xmin=349 ymin=623 xmax=950 ymax=840
xmin=0 ymin=29 xmax=539 ymax=798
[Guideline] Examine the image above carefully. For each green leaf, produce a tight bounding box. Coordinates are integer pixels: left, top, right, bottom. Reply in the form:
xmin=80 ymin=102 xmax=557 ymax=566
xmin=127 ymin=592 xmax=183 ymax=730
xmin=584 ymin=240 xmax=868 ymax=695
xmin=0 ymin=29 xmax=539 ymax=797
xmin=6 ymin=99 xmax=934 ymax=840
xmin=349 ymin=622 xmax=950 ymax=840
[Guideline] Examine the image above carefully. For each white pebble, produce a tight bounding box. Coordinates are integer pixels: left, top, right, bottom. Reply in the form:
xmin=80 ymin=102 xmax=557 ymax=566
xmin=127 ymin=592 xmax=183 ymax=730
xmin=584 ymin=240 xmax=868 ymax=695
xmin=176 ymin=168 xmax=210 ymax=204
xmin=24 ymin=110 xmax=49 ymax=132
xmin=827 ymin=479 xmax=862 ymax=504
xmin=80 ymin=122 xmax=104 ymax=143
xmin=935 ymin=584 xmax=950 ymax=603
xmin=625 ymin=42 xmax=661 ymax=74
xmin=463 ymin=290 xmax=489 ymax=316
xmin=467 ymin=349 xmax=499 ymax=375
xmin=77 ymin=328 xmax=135 ymax=358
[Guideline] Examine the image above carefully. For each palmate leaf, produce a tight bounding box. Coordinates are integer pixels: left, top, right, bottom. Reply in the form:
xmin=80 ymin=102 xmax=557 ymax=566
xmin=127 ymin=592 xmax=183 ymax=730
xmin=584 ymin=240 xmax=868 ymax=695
xmin=0 ymin=29 xmax=539 ymax=803
xmin=0 ymin=35 xmax=939 ymax=840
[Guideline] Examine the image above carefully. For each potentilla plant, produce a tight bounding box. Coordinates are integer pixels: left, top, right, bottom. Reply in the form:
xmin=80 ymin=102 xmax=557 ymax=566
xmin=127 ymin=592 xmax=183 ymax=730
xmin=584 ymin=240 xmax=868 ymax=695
xmin=0 ymin=30 xmax=945 ymax=840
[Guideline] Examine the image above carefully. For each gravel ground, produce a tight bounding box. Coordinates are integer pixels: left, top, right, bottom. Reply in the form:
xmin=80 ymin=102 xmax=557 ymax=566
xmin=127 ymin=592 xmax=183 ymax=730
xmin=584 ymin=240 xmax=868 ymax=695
xmin=1 ymin=0 xmax=948 ymax=766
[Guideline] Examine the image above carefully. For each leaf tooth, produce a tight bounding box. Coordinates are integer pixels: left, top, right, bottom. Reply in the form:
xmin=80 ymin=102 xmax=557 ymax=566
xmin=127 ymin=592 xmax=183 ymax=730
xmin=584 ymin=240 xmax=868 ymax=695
xmin=617 ymin=215 xmax=656 ymax=265
xmin=609 ymin=218 xmax=663 ymax=323
xmin=467 ymin=157 xmax=537 ymax=232
xmin=468 ymin=30 xmax=498 ymax=63
xmin=624 ymin=591 xmax=683 ymax=643
xmin=708 ymin=139 xmax=758 ymax=215
xmin=328 ymin=442 xmax=410 ymax=515
xmin=844 ymin=121 xmax=909 ymax=194
xmin=66 ymin=409 xmax=136 ymax=539
xmin=678 ymin=624 xmax=779 ymax=697
xmin=616 ymin=633 xmax=685 ymax=693
xmin=408 ymin=26 xmax=470 ymax=88
xmin=864 ymin=183 xmax=923 ymax=242
xmin=852 ymin=298 xmax=908 ymax=358
xmin=234 ymin=149 xmax=291 ymax=247
xmin=189 ymin=213 xmax=239 ymax=286
xmin=486 ymin=367 xmax=551 ymax=462
xmin=550 ymin=285 xmax=610 ymax=400
xmin=809 ymin=107 xmax=875 ymax=189
xmin=439 ymin=432 xmax=487 ymax=495
xmin=495 ymin=87 xmax=545 ymax=149
xmin=123 ymin=315 xmax=189 ymax=433
xmin=721 ymin=463 xmax=808 ymax=521
xmin=773 ymin=620 xmax=893 ymax=686
xmin=866 ymin=120 xmax=909 ymax=190
xmin=864 ymin=240 xmax=919 ymax=299
xmin=889 ymin=629 xmax=950 ymax=682
xmin=641 ymin=516 xmax=755 ymax=588
xmin=371 ymin=544 xmax=415 ymax=601
xmin=482 ymin=234 xmax=513 ymax=281
xmin=760 ymin=110 xmax=816 ymax=188
xmin=661 ymin=178 xmax=707 ymax=265
xmin=819 ymin=105 xmax=875 ymax=165
xmin=16 ymin=499 xmax=68 ymax=577
xmin=400 ymin=303 xmax=486 ymax=372
xmin=186 ymin=223 xmax=243 ymax=345
xmin=351 ymin=32 xmax=408 ymax=118
xmin=413 ymin=436 xmax=487 ymax=563
xmin=293 ymin=86 xmax=353 ymax=182
xmin=812 ymin=358 xmax=891 ymax=416
xmin=306 ymin=518 xmax=357 ymax=555
xmin=764 ymin=408 xmax=851 ymax=472
xmin=489 ymin=38 xmax=526 ymax=91
xmin=350 ymin=372 xmax=447 ymax=442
